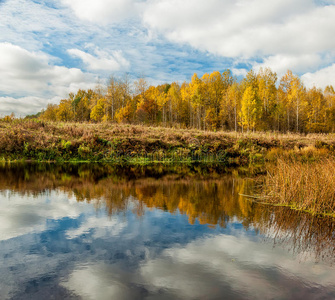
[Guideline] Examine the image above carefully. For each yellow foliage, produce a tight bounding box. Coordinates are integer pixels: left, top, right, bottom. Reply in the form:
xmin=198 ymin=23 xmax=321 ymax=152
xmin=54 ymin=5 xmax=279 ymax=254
xmin=56 ymin=99 xmax=74 ymax=121
xmin=90 ymin=98 xmax=106 ymax=122
xmin=115 ymin=103 xmax=132 ymax=123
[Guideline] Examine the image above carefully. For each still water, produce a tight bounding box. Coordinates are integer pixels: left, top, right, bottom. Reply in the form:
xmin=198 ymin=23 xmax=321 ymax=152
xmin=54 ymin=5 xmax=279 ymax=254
xmin=0 ymin=163 xmax=334 ymax=300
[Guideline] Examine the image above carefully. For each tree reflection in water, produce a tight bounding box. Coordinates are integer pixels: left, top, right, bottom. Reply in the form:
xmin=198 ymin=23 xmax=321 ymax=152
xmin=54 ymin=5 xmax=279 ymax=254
xmin=0 ymin=162 xmax=334 ymax=264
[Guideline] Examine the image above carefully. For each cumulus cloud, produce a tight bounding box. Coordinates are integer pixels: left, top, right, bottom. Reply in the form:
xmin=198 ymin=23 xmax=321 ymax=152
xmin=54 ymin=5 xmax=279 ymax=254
xmin=67 ymin=48 xmax=130 ymax=71
xmin=60 ymin=233 xmax=335 ymax=299
xmin=2 ymin=0 xmax=335 ymax=117
xmin=0 ymin=191 xmax=88 ymax=241
xmin=61 ymin=0 xmax=143 ymax=24
xmin=142 ymin=0 xmax=335 ymax=84
xmin=0 ymin=43 xmax=97 ymax=116
xmin=0 ymin=43 xmax=93 ymax=98
xmin=65 ymin=215 xmax=127 ymax=239
xmin=58 ymin=0 xmax=335 ymax=88
xmin=143 ymin=0 xmax=335 ymax=57
xmin=0 ymin=96 xmax=58 ymax=117
xmin=140 ymin=234 xmax=335 ymax=299
xmin=231 ymin=68 xmax=248 ymax=77
xmin=61 ymin=264 xmax=139 ymax=300
xmin=252 ymin=53 xmax=325 ymax=79
xmin=301 ymin=63 xmax=335 ymax=89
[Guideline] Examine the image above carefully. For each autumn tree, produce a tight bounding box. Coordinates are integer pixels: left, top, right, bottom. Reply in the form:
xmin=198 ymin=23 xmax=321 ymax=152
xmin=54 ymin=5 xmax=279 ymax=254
xmin=222 ymin=82 xmax=241 ymax=131
xmin=71 ymin=89 xmax=94 ymax=122
xmin=279 ymin=70 xmax=306 ymax=132
xmin=324 ymin=85 xmax=335 ymax=132
xmin=32 ymin=68 xmax=335 ymax=134
xmin=239 ymin=70 xmax=262 ymax=132
xmin=56 ymin=99 xmax=74 ymax=121
xmin=115 ymin=102 xmax=133 ymax=123
xmin=220 ymin=69 xmax=236 ymax=130
xmin=166 ymin=82 xmax=184 ymax=125
xmin=90 ymin=98 xmax=106 ymax=122
xmin=40 ymin=104 xmax=58 ymax=121
xmin=156 ymin=84 xmax=170 ymax=126
xmin=257 ymin=68 xmax=278 ymax=130
xmin=189 ymin=74 xmax=203 ymax=129
xmin=205 ymin=71 xmax=225 ymax=130
xmin=136 ymin=86 xmax=159 ymax=123
xmin=305 ymin=87 xmax=328 ymax=132
xmin=104 ymin=75 xmax=130 ymax=122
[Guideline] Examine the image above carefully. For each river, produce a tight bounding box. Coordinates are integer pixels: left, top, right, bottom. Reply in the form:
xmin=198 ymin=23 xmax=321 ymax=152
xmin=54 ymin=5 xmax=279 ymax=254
xmin=0 ymin=163 xmax=334 ymax=299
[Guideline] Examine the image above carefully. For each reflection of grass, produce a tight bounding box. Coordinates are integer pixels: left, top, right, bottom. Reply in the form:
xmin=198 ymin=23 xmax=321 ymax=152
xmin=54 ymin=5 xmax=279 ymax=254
xmin=261 ymin=157 xmax=335 ymax=217
xmin=61 ymin=174 xmax=73 ymax=182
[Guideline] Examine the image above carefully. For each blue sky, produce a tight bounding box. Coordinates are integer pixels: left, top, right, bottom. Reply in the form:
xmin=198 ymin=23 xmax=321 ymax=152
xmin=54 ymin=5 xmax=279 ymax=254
xmin=1 ymin=0 xmax=335 ymax=116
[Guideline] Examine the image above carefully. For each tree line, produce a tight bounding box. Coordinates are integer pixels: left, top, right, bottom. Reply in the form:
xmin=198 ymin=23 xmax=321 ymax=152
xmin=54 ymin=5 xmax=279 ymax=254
xmin=39 ymin=68 xmax=335 ymax=133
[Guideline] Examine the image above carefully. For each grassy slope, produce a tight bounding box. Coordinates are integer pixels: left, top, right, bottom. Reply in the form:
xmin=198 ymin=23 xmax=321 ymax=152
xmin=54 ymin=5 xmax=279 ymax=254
xmin=0 ymin=119 xmax=335 ymax=164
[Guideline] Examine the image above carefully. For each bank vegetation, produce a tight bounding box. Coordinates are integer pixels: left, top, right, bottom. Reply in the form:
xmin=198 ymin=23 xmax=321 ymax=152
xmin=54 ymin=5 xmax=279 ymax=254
xmin=261 ymin=157 xmax=335 ymax=217
xmin=1 ymin=118 xmax=335 ymax=164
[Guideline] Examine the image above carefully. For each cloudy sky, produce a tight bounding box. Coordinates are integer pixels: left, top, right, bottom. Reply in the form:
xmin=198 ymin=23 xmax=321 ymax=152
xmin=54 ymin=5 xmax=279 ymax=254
xmin=1 ymin=0 xmax=335 ymax=116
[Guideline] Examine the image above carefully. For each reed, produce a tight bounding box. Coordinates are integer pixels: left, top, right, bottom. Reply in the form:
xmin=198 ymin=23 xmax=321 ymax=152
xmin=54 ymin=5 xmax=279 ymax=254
xmin=262 ymin=157 xmax=335 ymax=216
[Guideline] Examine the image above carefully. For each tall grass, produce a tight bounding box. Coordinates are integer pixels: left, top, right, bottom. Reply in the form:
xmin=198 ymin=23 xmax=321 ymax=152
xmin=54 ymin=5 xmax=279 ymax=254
xmin=262 ymin=158 xmax=335 ymax=216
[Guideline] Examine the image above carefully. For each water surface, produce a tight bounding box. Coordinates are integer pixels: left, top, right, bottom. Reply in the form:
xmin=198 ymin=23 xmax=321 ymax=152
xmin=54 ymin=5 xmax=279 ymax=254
xmin=0 ymin=163 xmax=334 ymax=299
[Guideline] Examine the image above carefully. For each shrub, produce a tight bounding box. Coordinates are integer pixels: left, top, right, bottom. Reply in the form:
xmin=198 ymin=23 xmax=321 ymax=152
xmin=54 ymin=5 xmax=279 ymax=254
xmin=78 ymin=145 xmax=91 ymax=159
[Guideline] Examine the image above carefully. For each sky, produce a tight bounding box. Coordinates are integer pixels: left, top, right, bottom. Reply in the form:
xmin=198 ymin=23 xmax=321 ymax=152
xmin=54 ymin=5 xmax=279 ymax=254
xmin=1 ymin=0 xmax=335 ymax=116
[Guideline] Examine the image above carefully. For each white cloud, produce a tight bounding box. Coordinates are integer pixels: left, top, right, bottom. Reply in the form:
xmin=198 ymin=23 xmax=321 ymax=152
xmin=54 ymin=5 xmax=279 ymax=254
xmin=65 ymin=215 xmax=127 ymax=239
xmin=0 ymin=96 xmax=59 ymax=117
xmin=1 ymin=0 xmax=335 ymax=117
xmin=301 ymin=63 xmax=335 ymax=89
xmin=143 ymin=0 xmax=335 ymax=57
xmin=61 ymin=0 xmax=143 ymax=24
xmin=140 ymin=234 xmax=335 ymax=299
xmin=231 ymin=68 xmax=248 ymax=77
xmin=0 ymin=190 xmax=89 ymax=241
xmin=142 ymin=0 xmax=335 ymax=85
xmin=0 ymin=43 xmax=93 ymax=97
xmin=0 ymin=0 xmax=73 ymax=51
xmin=58 ymin=0 xmax=335 ymax=89
xmin=0 ymin=0 xmax=67 ymax=33
xmin=61 ymin=264 xmax=138 ymax=300
xmin=253 ymin=54 xmax=325 ymax=79
xmin=60 ymin=232 xmax=335 ymax=299
xmin=0 ymin=43 xmax=96 ymax=116
xmin=67 ymin=48 xmax=130 ymax=71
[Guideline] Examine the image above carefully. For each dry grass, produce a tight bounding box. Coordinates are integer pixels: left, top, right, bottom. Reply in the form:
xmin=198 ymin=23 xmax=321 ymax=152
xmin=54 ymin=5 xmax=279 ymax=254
xmin=0 ymin=119 xmax=335 ymax=163
xmin=262 ymin=157 xmax=335 ymax=216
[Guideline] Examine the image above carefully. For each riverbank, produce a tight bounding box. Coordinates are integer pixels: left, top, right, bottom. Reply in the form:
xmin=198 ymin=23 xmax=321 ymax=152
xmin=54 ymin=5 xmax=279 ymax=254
xmin=1 ymin=119 xmax=335 ymax=164
xmin=259 ymin=157 xmax=335 ymax=218
xmin=0 ymin=117 xmax=334 ymax=217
